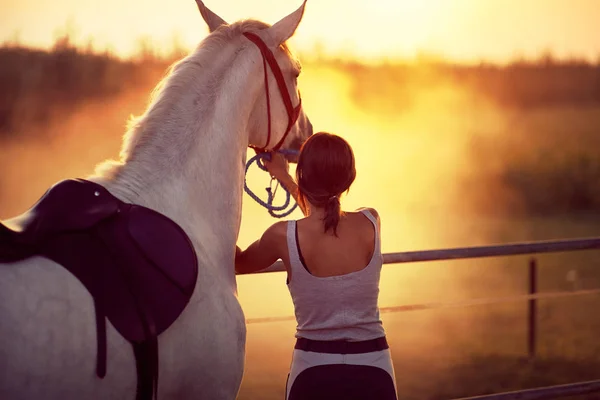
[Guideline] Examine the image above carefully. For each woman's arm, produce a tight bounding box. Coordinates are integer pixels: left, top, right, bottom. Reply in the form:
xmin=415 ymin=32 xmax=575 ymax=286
xmin=235 ymin=221 xmax=287 ymax=274
xmin=276 ymin=173 xmax=304 ymax=210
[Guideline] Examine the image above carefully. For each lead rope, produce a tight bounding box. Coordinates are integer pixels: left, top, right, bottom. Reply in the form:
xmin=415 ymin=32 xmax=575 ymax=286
xmin=244 ymin=150 xmax=299 ymax=218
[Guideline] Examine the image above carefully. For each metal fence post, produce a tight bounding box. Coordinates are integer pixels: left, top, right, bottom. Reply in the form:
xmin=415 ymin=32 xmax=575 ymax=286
xmin=528 ymin=257 xmax=537 ymax=359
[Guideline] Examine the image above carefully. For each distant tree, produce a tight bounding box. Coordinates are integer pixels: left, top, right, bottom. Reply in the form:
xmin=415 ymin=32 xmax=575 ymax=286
xmin=537 ymin=49 xmax=556 ymax=67
xmin=3 ymin=30 xmax=22 ymax=48
xmin=134 ymin=36 xmax=157 ymax=62
xmin=52 ymin=18 xmax=79 ymax=52
xmin=166 ymin=32 xmax=189 ymax=62
xmin=84 ymin=37 xmax=96 ymax=55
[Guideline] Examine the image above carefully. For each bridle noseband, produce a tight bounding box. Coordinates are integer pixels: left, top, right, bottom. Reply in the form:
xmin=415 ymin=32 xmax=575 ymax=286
xmin=243 ymin=32 xmax=302 ymax=153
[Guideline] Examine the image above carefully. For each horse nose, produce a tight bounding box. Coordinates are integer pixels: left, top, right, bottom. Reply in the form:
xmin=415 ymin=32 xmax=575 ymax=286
xmin=290 ymin=136 xmax=304 ymax=151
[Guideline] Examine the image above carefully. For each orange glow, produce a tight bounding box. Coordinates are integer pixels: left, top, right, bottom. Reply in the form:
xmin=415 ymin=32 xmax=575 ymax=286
xmin=0 ymin=59 xmax=512 ymax=318
xmin=1 ymin=0 xmax=600 ymax=62
xmin=1 ymin=2 xmax=600 ymax=378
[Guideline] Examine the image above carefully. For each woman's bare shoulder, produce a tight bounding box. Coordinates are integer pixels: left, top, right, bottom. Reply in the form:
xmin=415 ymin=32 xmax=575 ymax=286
xmin=354 ymin=207 xmax=380 ymax=220
xmin=264 ymin=220 xmax=289 ymax=239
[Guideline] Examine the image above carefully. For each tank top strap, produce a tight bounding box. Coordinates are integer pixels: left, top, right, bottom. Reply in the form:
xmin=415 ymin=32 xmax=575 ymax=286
xmin=359 ymin=208 xmax=377 ymax=226
xmin=286 ymin=220 xmax=297 ymax=260
xmin=359 ymin=209 xmax=381 ymax=254
xmin=286 ymin=220 xmax=308 ymax=278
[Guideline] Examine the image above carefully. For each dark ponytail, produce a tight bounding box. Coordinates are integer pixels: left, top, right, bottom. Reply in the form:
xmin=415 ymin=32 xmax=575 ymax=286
xmin=323 ymin=196 xmax=342 ymax=235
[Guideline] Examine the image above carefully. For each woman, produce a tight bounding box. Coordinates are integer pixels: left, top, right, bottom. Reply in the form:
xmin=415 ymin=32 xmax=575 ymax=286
xmin=236 ymin=132 xmax=397 ymax=400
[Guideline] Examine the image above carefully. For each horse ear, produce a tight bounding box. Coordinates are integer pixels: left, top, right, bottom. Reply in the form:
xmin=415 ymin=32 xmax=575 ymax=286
xmin=196 ymin=0 xmax=228 ymax=33
xmin=266 ymin=1 xmax=306 ymax=46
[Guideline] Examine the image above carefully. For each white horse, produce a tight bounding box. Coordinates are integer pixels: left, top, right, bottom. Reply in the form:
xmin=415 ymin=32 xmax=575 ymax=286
xmin=0 ymin=1 xmax=311 ymax=399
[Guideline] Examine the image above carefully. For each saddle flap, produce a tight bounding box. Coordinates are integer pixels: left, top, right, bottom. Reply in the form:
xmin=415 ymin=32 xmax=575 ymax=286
xmin=126 ymin=206 xmax=198 ymax=297
xmin=44 ymin=204 xmax=199 ymax=343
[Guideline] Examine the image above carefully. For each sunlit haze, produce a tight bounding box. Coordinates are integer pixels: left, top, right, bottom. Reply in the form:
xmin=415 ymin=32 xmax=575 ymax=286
xmin=2 ymin=0 xmax=600 ymax=62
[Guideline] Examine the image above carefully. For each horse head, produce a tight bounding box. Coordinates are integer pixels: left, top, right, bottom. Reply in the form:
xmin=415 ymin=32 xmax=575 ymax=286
xmin=197 ymin=0 xmax=313 ymax=162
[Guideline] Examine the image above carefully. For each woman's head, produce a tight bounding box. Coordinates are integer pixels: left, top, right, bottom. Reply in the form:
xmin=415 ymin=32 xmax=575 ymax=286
xmin=296 ymin=132 xmax=356 ymax=235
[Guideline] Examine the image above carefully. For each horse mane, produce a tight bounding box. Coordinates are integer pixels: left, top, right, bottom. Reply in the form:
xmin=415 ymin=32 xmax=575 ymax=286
xmin=96 ymin=18 xmax=293 ymax=180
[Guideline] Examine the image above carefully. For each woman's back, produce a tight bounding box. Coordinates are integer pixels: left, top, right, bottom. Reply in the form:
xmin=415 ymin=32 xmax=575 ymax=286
xmin=286 ymin=208 xmax=385 ymax=341
xmin=295 ymin=209 xmax=378 ymax=278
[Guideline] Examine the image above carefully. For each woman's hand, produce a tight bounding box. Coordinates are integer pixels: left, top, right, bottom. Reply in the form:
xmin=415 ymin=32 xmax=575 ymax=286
xmin=263 ymin=152 xmax=308 ymax=216
xmin=263 ymin=152 xmax=289 ymax=181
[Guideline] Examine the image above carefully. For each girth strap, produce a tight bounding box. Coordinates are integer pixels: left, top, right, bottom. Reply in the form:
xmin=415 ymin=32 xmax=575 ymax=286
xmin=94 ymin=300 xmax=107 ymax=378
xmin=134 ymin=340 xmax=159 ymax=400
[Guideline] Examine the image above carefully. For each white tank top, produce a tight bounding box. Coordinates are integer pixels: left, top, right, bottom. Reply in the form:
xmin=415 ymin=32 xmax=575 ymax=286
xmin=286 ymin=209 xmax=385 ymax=341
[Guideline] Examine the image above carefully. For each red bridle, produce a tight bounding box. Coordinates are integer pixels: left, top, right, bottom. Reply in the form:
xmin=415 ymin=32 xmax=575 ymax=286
xmin=243 ymin=32 xmax=302 ymax=153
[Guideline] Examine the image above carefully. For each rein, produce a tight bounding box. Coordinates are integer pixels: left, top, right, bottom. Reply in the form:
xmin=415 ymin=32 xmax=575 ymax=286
xmin=241 ymin=32 xmax=302 ymax=218
xmin=244 ymin=150 xmax=299 ymax=218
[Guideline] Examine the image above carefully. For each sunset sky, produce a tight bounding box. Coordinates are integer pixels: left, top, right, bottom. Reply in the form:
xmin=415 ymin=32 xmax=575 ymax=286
xmin=1 ymin=0 xmax=600 ymax=63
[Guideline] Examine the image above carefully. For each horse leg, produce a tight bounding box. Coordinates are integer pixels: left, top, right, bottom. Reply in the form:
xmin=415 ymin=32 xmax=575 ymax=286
xmin=156 ymin=291 xmax=247 ymax=399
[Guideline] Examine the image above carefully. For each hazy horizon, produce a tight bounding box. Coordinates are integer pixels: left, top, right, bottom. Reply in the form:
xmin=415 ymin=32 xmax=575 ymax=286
xmin=2 ymin=0 xmax=600 ymax=63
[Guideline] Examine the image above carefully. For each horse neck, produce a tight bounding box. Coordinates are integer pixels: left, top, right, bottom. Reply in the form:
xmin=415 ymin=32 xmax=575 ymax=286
xmin=98 ymin=48 xmax=264 ymax=290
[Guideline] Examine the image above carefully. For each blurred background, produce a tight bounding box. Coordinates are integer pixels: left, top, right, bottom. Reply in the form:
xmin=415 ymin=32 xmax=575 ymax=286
xmin=1 ymin=0 xmax=599 ymax=398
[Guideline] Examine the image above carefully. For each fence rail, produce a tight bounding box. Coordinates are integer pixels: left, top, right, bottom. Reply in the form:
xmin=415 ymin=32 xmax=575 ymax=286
xmin=244 ymin=237 xmax=600 ymax=274
xmin=454 ymin=379 xmax=600 ymax=400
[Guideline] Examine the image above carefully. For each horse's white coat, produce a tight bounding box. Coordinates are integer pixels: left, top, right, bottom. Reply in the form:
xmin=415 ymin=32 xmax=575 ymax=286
xmin=0 ymin=1 xmax=311 ymax=399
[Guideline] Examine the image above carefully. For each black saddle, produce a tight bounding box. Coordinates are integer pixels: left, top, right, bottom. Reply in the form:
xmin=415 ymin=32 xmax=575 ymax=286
xmin=0 ymin=179 xmax=198 ymax=400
